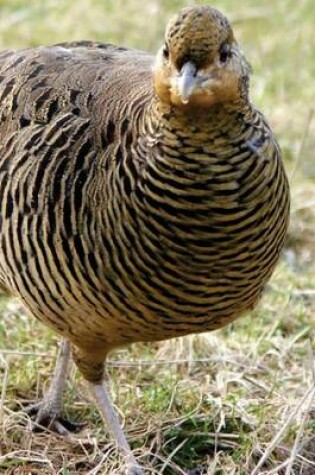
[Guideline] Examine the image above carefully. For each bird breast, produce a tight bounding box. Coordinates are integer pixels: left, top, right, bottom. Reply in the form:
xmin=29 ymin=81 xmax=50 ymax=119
xmin=90 ymin=113 xmax=289 ymax=342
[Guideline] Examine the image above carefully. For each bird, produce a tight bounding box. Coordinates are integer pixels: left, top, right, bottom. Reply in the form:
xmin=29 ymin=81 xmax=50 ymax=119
xmin=0 ymin=4 xmax=290 ymax=474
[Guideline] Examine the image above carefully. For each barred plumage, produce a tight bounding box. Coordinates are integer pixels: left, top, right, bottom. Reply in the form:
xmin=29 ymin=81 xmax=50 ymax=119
xmin=0 ymin=5 xmax=290 ymax=473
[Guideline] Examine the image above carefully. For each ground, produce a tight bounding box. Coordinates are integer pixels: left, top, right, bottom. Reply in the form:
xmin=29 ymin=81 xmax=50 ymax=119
xmin=0 ymin=0 xmax=314 ymax=474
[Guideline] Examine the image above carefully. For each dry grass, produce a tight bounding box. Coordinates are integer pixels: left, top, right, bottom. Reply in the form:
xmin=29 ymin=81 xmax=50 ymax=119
xmin=0 ymin=0 xmax=314 ymax=474
xmin=1 ymin=281 xmax=315 ymax=474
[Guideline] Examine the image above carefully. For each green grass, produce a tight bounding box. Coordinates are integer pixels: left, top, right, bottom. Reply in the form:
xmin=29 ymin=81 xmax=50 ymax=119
xmin=0 ymin=1 xmax=315 ymax=474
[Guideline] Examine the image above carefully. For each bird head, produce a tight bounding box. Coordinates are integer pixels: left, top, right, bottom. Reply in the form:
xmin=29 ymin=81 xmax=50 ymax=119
xmin=153 ymin=6 xmax=252 ymax=109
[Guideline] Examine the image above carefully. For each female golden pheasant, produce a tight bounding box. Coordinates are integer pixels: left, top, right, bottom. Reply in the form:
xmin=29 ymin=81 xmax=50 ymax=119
xmin=0 ymin=5 xmax=289 ymax=474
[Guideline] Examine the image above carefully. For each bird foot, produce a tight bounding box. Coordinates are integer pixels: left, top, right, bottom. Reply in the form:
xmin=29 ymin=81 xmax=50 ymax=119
xmin=124 ymin=454 xmax=145 ymax=475
xmin=127 ymin=466 xmax=145 ymax=475
xmin=124 ymin=462 xmax=144 ymax=475
xmin=25 ymin=401 xmax=85 ymax=435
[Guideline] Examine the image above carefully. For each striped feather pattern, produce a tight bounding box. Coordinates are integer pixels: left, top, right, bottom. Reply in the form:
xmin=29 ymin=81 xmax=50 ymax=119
xmin=0 ymin=16 xmax=289 ymax=372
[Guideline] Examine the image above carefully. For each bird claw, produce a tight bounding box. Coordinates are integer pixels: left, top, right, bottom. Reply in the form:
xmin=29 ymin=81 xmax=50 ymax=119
xmin=31 ymin=416 xmax=85 ymax=435
xmin=25 ymin=401 xmax=85 ymax=435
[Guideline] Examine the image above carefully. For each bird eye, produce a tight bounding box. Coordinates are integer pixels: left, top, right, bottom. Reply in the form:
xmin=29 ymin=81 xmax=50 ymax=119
xmin=163 ymin=44 xmax=170 ymax=60
xmin=219 ymin=43 xmax=231 ymax=63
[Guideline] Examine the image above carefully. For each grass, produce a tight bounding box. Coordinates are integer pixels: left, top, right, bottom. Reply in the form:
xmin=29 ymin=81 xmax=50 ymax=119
xmin=0 ymin=0 xmax=315 ymax=474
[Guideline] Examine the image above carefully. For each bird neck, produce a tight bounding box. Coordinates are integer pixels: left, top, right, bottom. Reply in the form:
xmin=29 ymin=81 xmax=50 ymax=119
xmin=153 ymin=96 xmax=252 ymax=127
xmin=142 ymin=98 xmax=255 ymax=167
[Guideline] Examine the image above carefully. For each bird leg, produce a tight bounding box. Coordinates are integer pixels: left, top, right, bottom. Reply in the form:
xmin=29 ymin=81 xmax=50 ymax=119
xmin=89 ymin=381 xmax=144 ymax=475
xmin=27 ymin=338 xmax=81 ymax=434
xmin=72 ymin=346 xmax=144 ymax=474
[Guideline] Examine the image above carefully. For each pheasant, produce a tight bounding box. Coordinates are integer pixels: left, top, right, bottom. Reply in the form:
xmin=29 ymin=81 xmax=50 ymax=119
xmin=0 ymin=4 xmax=289 ymax=474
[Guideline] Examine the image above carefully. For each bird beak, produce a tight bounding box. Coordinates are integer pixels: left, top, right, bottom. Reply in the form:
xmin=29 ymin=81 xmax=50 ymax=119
xmin=175 ymin=61 xmax=198 ymax=104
